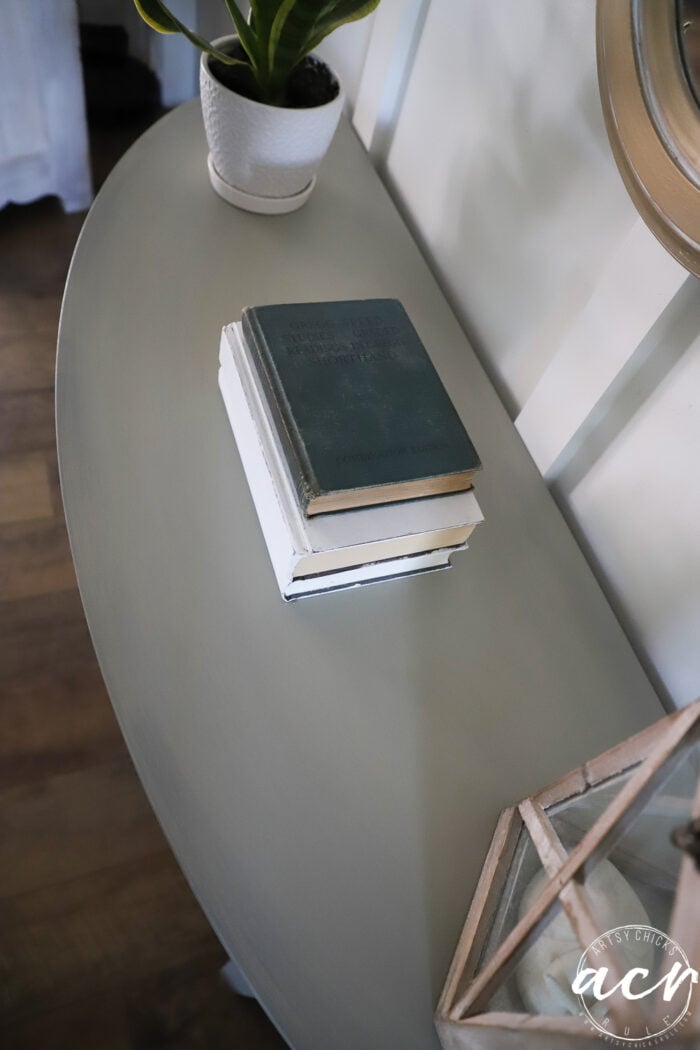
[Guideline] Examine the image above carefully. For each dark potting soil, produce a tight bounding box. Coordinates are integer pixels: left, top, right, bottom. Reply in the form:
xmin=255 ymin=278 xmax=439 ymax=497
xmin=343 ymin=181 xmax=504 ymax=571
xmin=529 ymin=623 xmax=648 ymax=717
xmin=209 ymin=43 xmax=339 ymax=108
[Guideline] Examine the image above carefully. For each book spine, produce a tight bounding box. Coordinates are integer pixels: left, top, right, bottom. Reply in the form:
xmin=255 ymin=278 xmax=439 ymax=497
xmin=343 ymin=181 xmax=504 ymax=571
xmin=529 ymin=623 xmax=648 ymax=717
xmin=218 ymin=358 xmax=299 ymax=597
xmin=242 ymin=310 xmax=321 ymax=513
xmin=226 ymin=327 xmax=310 ymax=557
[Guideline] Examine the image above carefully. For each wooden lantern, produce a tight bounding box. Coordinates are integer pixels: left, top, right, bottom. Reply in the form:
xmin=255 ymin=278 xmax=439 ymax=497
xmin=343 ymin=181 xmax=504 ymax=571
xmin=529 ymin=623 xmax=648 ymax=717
xmin=436 ymin=700 xmax=700 ymax=1049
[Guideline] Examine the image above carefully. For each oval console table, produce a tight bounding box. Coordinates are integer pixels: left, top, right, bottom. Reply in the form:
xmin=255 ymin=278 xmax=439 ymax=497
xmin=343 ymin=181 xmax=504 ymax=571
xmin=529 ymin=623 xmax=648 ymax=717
xmin=56 ymin=102 xmax=662 ymax=1050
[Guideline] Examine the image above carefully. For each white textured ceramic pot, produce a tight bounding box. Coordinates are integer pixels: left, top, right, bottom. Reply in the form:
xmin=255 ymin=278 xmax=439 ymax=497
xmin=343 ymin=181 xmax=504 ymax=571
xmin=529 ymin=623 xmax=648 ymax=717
xmin=200 ymin=36 xmax=345 ymax=214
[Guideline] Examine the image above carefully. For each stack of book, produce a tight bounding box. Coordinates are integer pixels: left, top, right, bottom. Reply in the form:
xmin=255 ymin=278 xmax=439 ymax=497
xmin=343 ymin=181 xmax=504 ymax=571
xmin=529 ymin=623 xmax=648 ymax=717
xmin=218 ymin=299 xmax=483 ymax=600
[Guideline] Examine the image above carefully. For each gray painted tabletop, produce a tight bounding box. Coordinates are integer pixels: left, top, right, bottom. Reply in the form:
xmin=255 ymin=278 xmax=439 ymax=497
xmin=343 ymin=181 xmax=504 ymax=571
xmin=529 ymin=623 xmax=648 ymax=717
xmin=56 ymin=102 xmax=662 ymax=1050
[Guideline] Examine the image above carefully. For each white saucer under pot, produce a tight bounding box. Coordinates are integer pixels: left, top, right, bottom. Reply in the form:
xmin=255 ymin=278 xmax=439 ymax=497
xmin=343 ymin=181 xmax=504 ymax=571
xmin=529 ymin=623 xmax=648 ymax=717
xmin=200 ymin=36 xmax=345 ymax=214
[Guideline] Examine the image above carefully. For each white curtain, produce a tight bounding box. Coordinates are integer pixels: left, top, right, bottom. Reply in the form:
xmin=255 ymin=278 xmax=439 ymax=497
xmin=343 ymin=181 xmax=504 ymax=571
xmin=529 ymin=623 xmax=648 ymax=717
xmin=0 ymin=0 xmax=92 ymax=212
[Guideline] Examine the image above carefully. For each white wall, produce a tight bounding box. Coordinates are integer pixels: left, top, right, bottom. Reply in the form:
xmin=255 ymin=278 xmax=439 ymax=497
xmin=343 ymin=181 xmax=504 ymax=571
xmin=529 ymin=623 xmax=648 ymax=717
xmin=315 ymin=17 xmax=376 ymax=111
xmin=383 ymin=0 xmax=640 ymax=411
xmin=352 ymin=0 xmax=700 ymax=709
xmin=561 ymin=281 xmax=700 ymax=706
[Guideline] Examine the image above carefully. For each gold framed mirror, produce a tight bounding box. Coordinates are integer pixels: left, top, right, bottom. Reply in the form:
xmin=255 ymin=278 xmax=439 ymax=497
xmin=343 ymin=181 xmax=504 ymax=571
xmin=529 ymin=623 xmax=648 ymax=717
xmin=597 ymin=0 xmax=700 ymax=276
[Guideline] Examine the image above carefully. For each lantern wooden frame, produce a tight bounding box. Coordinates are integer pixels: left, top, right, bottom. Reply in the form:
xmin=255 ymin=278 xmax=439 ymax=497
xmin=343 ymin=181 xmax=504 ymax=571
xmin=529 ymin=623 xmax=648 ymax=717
xmin=435 ymin=700 xmax=700 ymax=1049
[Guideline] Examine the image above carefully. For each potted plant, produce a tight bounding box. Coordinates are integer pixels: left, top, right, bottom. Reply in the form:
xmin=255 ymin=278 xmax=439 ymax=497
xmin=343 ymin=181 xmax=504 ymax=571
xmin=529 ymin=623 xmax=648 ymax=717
xmin=133 ymin=0 xmax=380 ymax=213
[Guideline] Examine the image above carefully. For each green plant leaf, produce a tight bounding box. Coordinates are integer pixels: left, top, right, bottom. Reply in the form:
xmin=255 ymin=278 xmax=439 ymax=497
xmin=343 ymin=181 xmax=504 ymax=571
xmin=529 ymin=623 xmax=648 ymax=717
xmin=268 ymin=0 xmax=379 ymax=84
xmin=249 ymin=0 xmax=285 ymax=39
xmin=136 ymin=0 xmax=380 ymax=105
xmin=267 ymin=0 xmax=325 ymax=81
xmin=305 ymin=0 xmax=381 ymax=52
xmin=132 ymin=0 xmax=179 ymax=33
xmin=246 ymin=1 xmax=286 ymax=87
xmin=221 ymin=0 xmax=262 ymax=67
xmin=132 ymin=0 xmax=255 ymax=66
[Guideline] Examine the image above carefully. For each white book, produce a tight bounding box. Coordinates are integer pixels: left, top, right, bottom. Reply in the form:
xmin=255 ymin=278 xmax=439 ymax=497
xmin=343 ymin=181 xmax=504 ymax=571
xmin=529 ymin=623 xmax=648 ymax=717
xmin=217 ymin=363 xmax=459 ymax=599
xmin=220 ymin=323 xmax=482 ymax=578
xmin=219 ymin=367 xmax=457 ymax=600
xmin=278 ymin=549 xmax=454 ymax=600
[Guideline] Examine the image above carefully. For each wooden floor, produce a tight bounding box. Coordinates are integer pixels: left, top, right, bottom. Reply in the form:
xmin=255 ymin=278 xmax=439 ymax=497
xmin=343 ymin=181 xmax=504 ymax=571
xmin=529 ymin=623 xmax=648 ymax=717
xmin=0 ymin=116 xmax=287 ymax=1049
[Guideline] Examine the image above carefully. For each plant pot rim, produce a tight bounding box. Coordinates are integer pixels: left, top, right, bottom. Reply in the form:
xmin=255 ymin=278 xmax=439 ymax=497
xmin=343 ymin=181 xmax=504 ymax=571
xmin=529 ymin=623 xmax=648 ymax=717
xmin=204 ymin=34 xmax=344 ymax=115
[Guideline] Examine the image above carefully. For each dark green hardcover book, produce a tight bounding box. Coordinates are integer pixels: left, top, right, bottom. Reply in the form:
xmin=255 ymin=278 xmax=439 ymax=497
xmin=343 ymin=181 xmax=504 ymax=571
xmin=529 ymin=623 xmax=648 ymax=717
xmin=241 ymin=299 xmax=481 ymax=516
